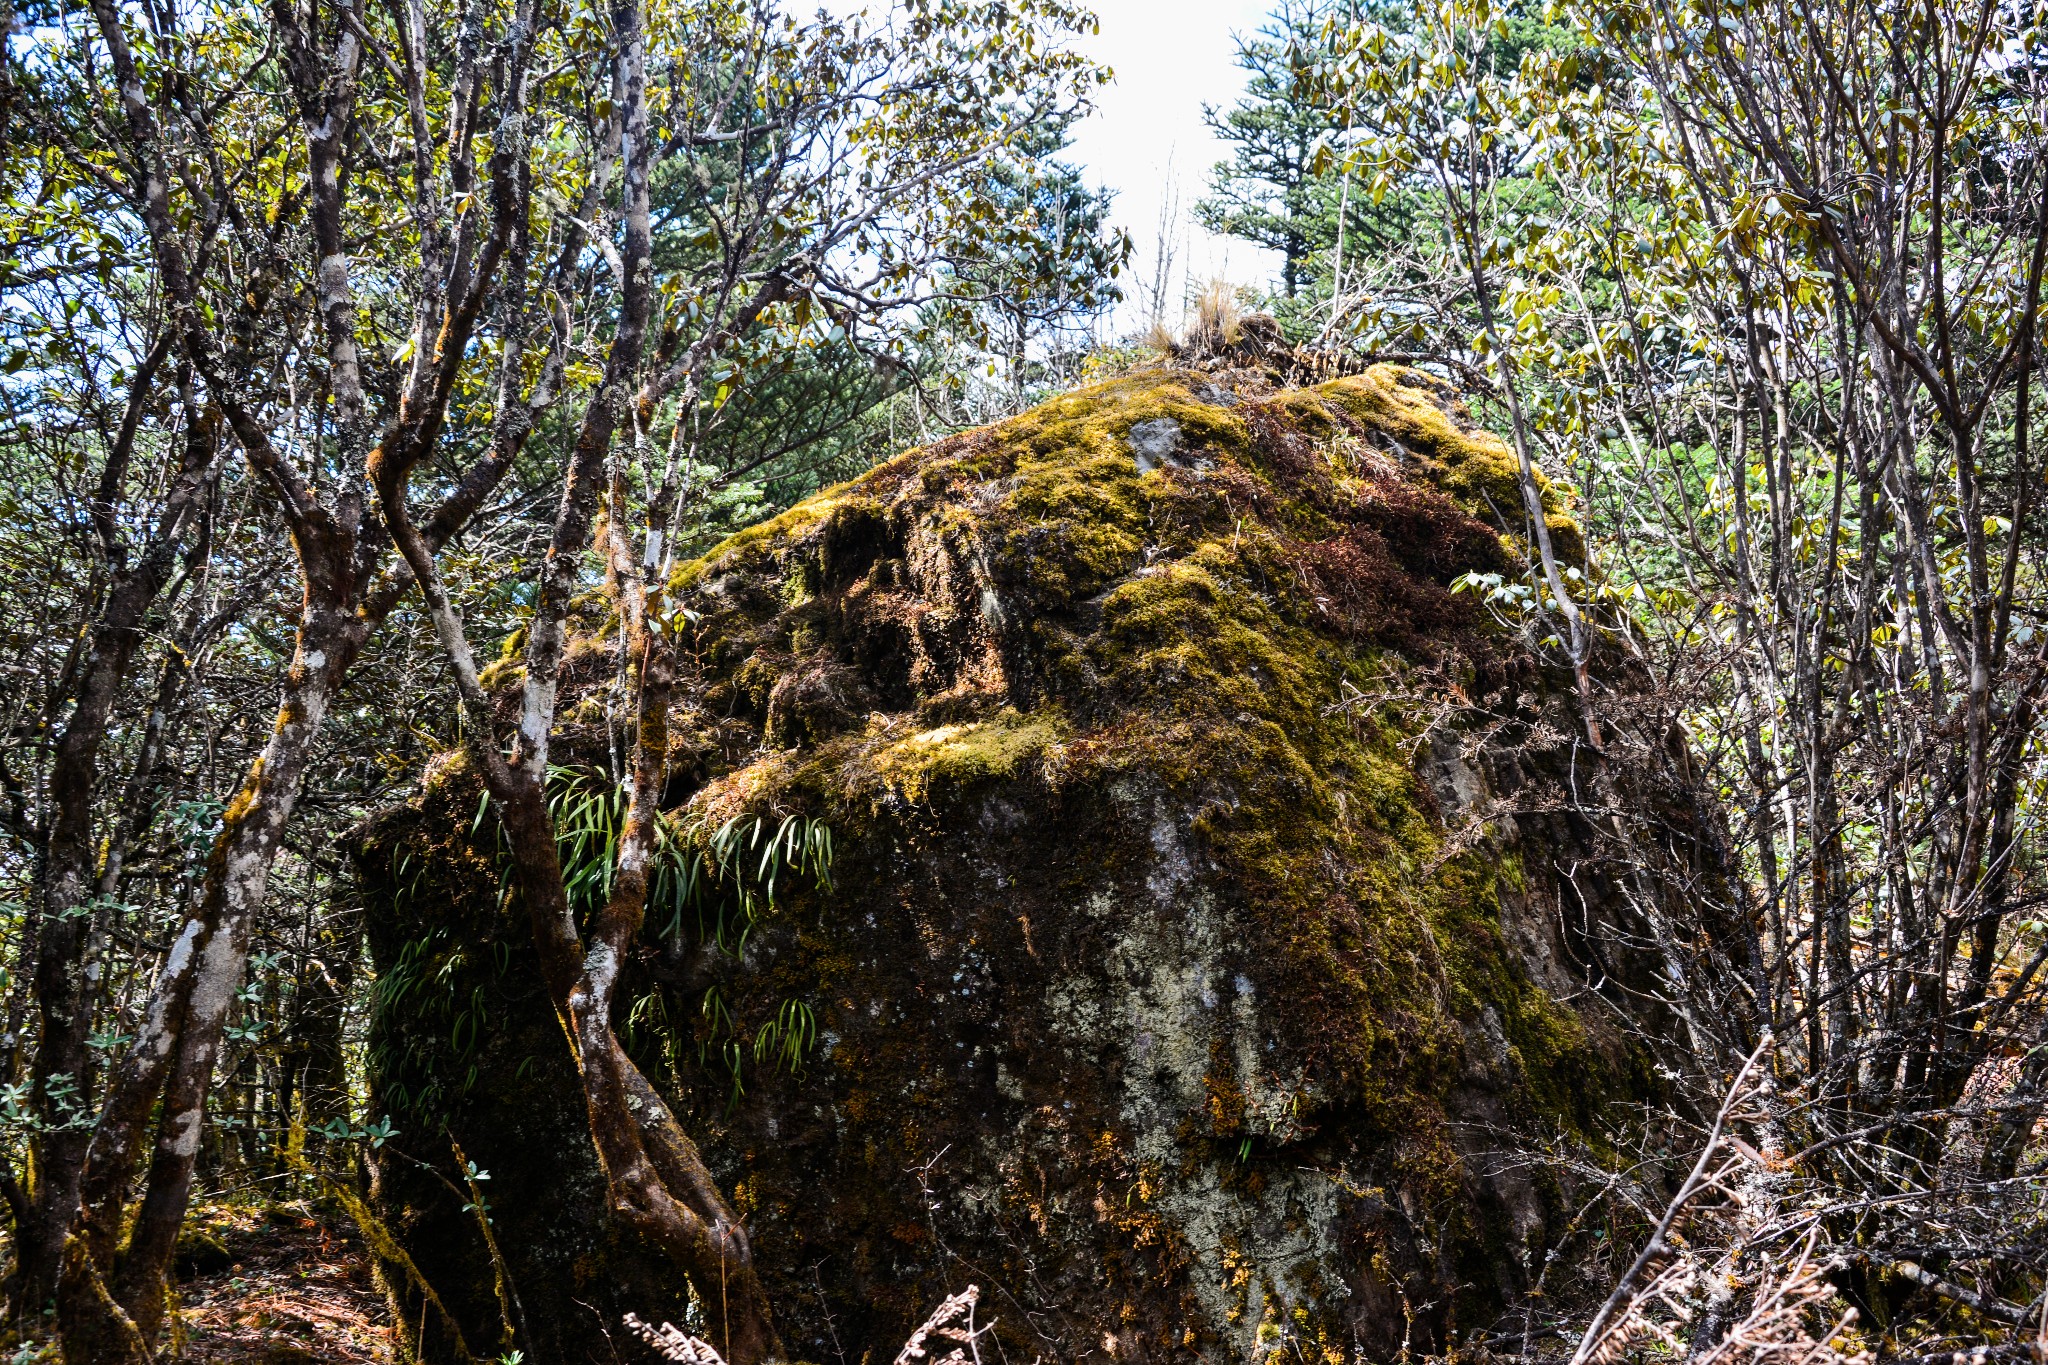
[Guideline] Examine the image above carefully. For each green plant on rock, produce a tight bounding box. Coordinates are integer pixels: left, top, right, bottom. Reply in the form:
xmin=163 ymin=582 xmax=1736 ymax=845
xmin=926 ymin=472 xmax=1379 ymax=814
xmin=752 ymin=999 xmax=818 ymax=1078
xmin=525 ymin=766 xmax=832 ymax=952
xmin=536 ymin=766 xmax=836 ymax=1105
xmin=371 ymin=927 xmax=511 ymax=1122
xmin=379 ymin=767 xmax=837 ymax=1133
xmin=680 ymin=810 xmax=834 ymax=953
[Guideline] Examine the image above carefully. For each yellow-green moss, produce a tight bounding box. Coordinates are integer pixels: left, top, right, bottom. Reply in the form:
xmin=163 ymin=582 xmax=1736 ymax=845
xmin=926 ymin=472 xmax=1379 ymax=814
xmin=1322 ymin=365 xmax=1544 ymax=515
xmin=669 ymin=493 xmax=845 ymax=594
xmin=855 ymin=707 xmax=1068 ymax=807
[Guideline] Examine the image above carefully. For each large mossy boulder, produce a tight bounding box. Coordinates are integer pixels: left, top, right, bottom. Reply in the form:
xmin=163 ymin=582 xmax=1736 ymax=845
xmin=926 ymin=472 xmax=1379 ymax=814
xmin=354 ymin=363 xmax=1739 ymax=1364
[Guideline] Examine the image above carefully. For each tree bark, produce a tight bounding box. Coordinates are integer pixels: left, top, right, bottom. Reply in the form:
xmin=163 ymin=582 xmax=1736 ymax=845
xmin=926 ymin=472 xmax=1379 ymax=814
xmin=372 ymin=0 xmax=785 ymax=1347
xmin=58 ymin=589 xmax=358 ymax=1349
xmin=13 ymin=391 xmax=219 ymax=1313
xmin=44 ymin=0 xmax=552 ymax=1347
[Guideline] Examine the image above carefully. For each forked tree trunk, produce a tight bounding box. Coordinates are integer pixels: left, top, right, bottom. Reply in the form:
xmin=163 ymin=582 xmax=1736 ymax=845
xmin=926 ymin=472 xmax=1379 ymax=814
xmin=370 ymin=0 xmax=785 ymax=1342
xmin=49 ymin=0 xmax=550 ymax=1348
xmin=487 ymin=770 xmax=783 ymax=1364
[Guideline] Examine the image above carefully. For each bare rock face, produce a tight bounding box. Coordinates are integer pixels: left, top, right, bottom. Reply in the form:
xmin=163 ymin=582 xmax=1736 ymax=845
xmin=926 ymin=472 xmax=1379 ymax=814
xmin=354 ymin=365 xmax=1740 ymax=1364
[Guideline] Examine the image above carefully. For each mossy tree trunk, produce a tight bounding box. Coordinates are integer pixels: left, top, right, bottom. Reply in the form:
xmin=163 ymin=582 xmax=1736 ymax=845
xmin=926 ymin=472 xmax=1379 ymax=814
xmin=9 ymin=387 xmax=223 ymax=1316
xmin=47 ymin=0 xmax=549 ymax=1342
xmin=59 ymin=598 xmax=358 ymax=1361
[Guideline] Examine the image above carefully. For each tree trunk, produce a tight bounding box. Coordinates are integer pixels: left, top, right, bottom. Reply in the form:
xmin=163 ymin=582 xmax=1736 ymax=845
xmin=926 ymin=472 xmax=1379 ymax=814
xmin=56 ymin=604 xmax=356 ymax=1356
xmin=13 ymin=401 xmax=217 ymax=1314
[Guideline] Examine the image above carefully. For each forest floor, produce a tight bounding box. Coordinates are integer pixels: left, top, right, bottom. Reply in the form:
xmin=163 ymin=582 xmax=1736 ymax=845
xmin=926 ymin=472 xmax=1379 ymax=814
xmin=164 ymin=1198 xmax=395 ymax=1363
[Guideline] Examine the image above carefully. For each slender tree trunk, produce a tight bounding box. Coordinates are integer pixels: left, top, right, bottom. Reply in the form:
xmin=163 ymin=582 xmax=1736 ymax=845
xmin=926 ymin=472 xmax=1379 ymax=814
xmin=13 ymin=402 xmax=218 ymax=1314
xmin=374 ymin=0 xmax=785 ymax=1342
xmin=57 ymin=599 xmax=359 ymax=1358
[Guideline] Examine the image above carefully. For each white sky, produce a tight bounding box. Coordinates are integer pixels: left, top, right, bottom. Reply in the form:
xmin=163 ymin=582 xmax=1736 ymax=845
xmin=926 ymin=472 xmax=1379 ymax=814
xmin=1063 ymin=0 xmax=1289 ymax=334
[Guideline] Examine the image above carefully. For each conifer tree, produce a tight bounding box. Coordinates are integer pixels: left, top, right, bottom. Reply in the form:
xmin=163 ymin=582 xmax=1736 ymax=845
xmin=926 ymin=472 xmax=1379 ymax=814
xmin=1198 ymin=0 xmax=1348 ymax=301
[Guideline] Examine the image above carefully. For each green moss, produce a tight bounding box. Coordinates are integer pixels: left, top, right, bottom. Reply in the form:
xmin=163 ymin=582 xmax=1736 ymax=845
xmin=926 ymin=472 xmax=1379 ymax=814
xmin=655 ymin=362 xmax=1609 ymax=1139
xmin=1092 ymin=548 xmax=1323 ymax=725
xmin=991 ymin=369 xmax=1252 ymax=465
xmin=669 ymin=494 xmax=843 ymax=594
xmin=1320 ymin=365 xmax=1546 ymax=517
xmin=851 ymin=707 xmax=1069 ymax=807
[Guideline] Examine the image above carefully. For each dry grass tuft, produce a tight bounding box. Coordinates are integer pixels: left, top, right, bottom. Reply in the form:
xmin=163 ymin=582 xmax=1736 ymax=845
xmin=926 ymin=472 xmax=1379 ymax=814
xmin=623 ymin=1311 xmax=731 ymax=1364
xmin=1183 ymin=279 xmax=1244 ymax=353
xmin=624 ymin=1284 xmax=994 ymax=1365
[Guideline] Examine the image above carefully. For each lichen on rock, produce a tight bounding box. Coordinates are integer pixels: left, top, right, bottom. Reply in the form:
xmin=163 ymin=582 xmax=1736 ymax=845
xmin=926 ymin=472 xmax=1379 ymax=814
xmin=354 ymin=361 xmax=1735 ymax=1364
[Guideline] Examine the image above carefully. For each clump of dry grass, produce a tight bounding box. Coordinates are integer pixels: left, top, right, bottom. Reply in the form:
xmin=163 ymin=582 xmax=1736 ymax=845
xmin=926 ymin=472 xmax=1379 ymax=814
xmin=626 ymin=1283 xmax=993 ymax=1365
xmin=894 ymin=1284 xmax=989 ymax=1365
xmin=1149 ymin=279 xmax=1301 ymax=374
xmin=1181 ymin=279 xmax=1245 ymax=354
xmin=623 ymin=1312 xmax=730 ymax=1365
